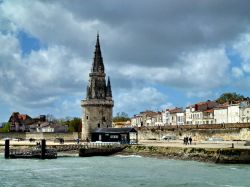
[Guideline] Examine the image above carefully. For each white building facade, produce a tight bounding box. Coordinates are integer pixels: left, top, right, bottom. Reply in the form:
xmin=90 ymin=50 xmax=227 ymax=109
xmin=131 ymin=114 xmax=143 ymax=127
xmin=176 ymin=112 xmax=185 ymax=125
xmin=228 ymin=104 xmax=240 ymax=123
xmin=214 ymin=107 xmax=228 ymax=124
xmin=185 ymin=108 xmax=192 ymax=125
xmin=240 ymin=101 xmax=250 ymax=123
xmin=162 ymin=110 xmax=171 ymax=125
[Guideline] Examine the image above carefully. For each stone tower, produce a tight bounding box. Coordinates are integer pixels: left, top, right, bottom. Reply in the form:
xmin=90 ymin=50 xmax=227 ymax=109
xmin=81 ymin=34 xmax=114 ymax=140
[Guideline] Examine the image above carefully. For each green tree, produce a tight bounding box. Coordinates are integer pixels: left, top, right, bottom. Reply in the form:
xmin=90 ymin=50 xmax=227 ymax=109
xmin=61 ymin=117 xmax=82 ymax=132
xmin=216 ymin=92 xmax=245 ymax=104
xmin=0 ymin=122 xmax=10 ymax=133
xmin=113 ymin=112 xmax=130 ymax=122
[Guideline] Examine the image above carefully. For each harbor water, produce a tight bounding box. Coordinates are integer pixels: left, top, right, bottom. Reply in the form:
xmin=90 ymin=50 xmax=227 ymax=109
xmin=0 ymin=154 xmax=249 ymax=187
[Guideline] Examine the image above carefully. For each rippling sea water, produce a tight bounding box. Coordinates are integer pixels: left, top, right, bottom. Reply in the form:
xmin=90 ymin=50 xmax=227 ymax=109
xmin=0 ymin=154 xmax=249 ymax=187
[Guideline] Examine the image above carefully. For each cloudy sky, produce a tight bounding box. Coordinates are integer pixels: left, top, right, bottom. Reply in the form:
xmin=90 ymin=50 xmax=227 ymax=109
xmin=1 ymin=0 xmax=250 ymax=121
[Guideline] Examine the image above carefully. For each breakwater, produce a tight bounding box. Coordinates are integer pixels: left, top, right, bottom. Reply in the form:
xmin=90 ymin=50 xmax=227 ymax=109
xmin=122 ymin=145 xmax=250 ymax=163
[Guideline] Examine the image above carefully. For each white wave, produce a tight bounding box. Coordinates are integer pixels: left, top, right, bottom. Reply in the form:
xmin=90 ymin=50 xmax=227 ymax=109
xmin=32 ymin=168 xmax=68 ymax=172
xmin=229 ymin=167 xmax=238 ymax=170
xmin=204 ymin=181 xmax=244 ymax=187
xmin=115 ymin=154 xmax=142 ymax=158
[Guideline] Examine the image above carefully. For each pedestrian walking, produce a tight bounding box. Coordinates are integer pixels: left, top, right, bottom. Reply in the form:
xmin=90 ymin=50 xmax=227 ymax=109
xmin=189 ymin=137 xmax=192 ymax=145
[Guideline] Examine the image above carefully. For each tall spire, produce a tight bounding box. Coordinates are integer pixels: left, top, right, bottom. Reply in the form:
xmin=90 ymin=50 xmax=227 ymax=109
xmin=92 ymin=33 xmax=104 ymax=73
xmin=106 ymin=76 xmax=112 ymax=98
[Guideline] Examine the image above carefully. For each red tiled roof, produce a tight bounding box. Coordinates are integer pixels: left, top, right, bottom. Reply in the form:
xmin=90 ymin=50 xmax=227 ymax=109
xmin=169 ymin=108 xmax=183 ymax=114
xmin=18 ymin=114 xmax=31 ymax=120
xmin=214 ymin=104 xmax=228 ymax=110
xmin=204 ymin=109 xmax=214 ymax=113
xmin=145 ymin=112 xmax=159 ymax=117
xmin=188 ymin=100 xmax=217 ymax=107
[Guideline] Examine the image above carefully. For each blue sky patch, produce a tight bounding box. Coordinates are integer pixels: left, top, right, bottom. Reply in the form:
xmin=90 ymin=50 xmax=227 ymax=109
xmin=225 ymin=47 xmax=243 ymax=68
xmin=17 ymin=31 xmax=45 ymax=55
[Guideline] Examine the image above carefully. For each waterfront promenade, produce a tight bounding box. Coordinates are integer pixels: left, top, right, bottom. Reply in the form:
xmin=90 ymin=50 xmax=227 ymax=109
xmin=1 ymin=139 xmax=250 ymax=163
xmin=139 ymin=139 xmax=250 ymax=149
xmin=1 ymin=139 xmax=249 ymax=152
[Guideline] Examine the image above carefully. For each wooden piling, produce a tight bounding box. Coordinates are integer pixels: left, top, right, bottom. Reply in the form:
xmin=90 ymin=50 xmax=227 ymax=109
xmin=41 ymin=139 xmax=46 ymax=159
xmin=5 ymin=139 xmax=10 ymax=159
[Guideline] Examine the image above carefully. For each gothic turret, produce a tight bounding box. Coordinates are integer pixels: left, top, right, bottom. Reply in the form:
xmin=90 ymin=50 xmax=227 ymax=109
xmin=86 ymin=34 xmax=109 ymax=100
xmin=81 ymin=34 xmax=114 ymax=141
xmin=106 ymin=77 xmax=112 ymax=99
xmin=92 ymin=34 xmax=104 ymax=73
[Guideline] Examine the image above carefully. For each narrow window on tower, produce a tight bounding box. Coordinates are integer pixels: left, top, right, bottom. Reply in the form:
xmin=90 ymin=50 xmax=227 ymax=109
xmin=86 ymin=116 xmax=88 ymax=120
xmin=98 ymin=123 xmax=100 ymax=128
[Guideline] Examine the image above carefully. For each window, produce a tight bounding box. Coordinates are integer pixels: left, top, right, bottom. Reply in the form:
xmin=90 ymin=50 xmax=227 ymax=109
xmin=86 ymin=116 xmax=88 ymax=120
xmin=110 ymin=135 xmax=118 ymax=139
xmin=102 ymin=116 xmax=106 ymax=121
xmin=98 ymin=123 xmax=100 ymax=128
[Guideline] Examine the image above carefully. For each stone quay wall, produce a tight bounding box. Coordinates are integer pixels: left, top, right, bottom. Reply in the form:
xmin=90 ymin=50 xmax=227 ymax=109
xmin=137 ymin=124 xmax=250 ymax=141
xmin=123 ymin=145 xmax=250 ymax=163
xmin=0 ymin=132 xmax=80 ymax=140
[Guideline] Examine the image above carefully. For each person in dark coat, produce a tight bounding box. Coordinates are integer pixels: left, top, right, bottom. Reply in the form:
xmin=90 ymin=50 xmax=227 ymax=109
xmin=184 ymin=137 xmax=188 ymax=145
xmin=189 ymin=137 xmax=192 ymax=145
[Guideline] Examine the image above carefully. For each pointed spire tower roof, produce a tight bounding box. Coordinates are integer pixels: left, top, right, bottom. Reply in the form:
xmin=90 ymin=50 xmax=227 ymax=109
xmin=106 ymin=76 xmax=112 ymax=98
xmin=92 ymin=33 xmax=105 ymax=73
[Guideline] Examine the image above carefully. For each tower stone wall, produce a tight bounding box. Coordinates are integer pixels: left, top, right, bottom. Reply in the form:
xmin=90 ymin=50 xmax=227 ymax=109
xmin=81 ymin=35 xmax=114 ymax=140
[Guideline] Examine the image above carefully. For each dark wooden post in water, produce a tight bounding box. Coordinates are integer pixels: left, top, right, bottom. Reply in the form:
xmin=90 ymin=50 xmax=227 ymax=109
xmin=136 ymin=133 xmax=138 ymax=144
xmin=5 ymin=139 xmax=10 ymax=159
xmin=41 ymin=139 xmax=46 ymax=159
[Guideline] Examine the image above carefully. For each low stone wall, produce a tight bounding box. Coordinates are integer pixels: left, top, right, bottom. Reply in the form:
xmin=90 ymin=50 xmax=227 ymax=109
xmin=123 ymin=145 xmax=250 ymax=163
xmin=0 ymin=133 xmax=26 ymax=139
xmin=138 ymin=128 xmax=250 ymax=141
xmin=0 ymin=132 xmax=80 ymax=140
xmin=137 ymin=123 xmax=250 ymax=131
xmin=26 ymin=132 xmax=80 ymax=140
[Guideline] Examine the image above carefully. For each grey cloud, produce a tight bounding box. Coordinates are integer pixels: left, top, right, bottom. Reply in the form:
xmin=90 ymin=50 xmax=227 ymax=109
xmin=59 ymin=0 xmax=250 ymax=67
xmin=1 ymin=0 xmax=250 ymax=118
xmin=3 ymin=0 xmax=250 ymax=67
xmin=0 ymin=34 xmax=88 ymax=109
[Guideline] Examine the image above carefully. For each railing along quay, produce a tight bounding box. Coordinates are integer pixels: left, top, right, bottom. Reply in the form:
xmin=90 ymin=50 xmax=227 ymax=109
xmin=136 ymin=123 xmax=250 ymax=131
xmin=4 ymin=139 xmax=126 ymax=159
xmin=5 ymin=139 xmax=56 ymax=159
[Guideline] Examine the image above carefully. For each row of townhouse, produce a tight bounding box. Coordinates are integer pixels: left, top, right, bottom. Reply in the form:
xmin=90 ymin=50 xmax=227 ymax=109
xmin=162 ymin=108 xmax=185 ymax=126
xmin=185 ymin=100 xmax=218 ymax=125
xmin=131 ymin=100 xmax=250 ymax=127
xmin=131 ymin=111 xmax=162 ymax=127
xmin=214 ymin=101 xmax=250 ymax=124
